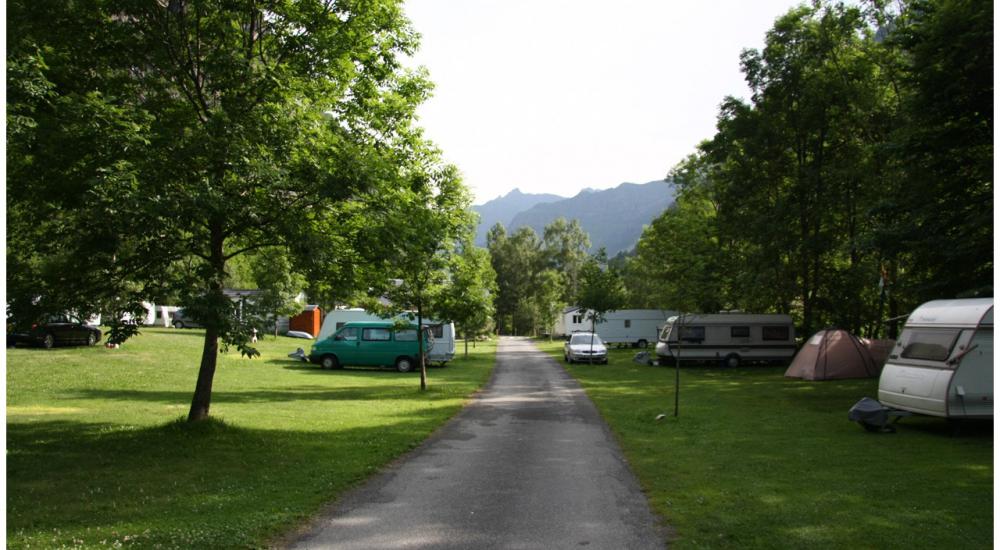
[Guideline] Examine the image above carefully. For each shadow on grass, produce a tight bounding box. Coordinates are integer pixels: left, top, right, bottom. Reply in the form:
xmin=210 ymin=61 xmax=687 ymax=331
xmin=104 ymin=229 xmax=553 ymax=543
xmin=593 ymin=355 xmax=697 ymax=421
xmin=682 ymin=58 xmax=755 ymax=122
xmin=6 ymin=413 xmax=451 ymax=548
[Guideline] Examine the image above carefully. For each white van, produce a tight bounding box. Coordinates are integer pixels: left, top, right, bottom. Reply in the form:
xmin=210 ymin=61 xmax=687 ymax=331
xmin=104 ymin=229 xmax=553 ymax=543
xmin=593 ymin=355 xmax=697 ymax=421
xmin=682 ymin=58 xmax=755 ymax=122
xmin=591 ymin=309 xmax=677 ymax=348
xmin=878 ymin=298 xmax=993 ymax=419
xmin=654 ymin=313 xmax=796 ymax=367
xmin=318 ymin=308 xmax=456 ymax=365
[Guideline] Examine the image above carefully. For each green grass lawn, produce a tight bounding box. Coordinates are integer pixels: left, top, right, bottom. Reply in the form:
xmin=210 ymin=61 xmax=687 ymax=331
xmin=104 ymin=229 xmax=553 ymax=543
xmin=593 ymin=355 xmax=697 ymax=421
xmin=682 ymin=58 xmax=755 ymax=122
xmin=7 ymin=327 xmax=496 ymax=549
xmin=538 ymin=341 xmax=993 ymax=549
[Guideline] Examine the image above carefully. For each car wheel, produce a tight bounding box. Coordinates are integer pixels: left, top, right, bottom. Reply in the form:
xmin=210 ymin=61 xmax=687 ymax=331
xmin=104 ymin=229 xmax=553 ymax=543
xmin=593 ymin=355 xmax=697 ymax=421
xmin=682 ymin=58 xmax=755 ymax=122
xmin=723 ymin=353 xmax=741 ymax=368
xmin=173 ymin=320 xmax=184 ymax=329
xmin=395 ymin=356 xmax=414 ymax=373
xmin=42 ymin=334 xmax=55 ymax=349
xmin=87 ymin=333 xmax=97 ymax=346
xmin=320 ymin=355 xmax=338 ymax=370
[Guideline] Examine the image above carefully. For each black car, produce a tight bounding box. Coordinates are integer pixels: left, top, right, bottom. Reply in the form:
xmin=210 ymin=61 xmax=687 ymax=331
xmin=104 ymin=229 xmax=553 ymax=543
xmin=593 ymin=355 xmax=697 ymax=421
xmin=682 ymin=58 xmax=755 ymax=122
xmin=8 ymin=314 xmax=102 ymax=349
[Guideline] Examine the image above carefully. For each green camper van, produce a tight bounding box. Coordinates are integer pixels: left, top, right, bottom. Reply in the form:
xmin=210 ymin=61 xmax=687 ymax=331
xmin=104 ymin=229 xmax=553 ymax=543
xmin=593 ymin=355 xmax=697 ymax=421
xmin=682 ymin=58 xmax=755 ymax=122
xmin=308 ymin=321 xmax=430 ymax=372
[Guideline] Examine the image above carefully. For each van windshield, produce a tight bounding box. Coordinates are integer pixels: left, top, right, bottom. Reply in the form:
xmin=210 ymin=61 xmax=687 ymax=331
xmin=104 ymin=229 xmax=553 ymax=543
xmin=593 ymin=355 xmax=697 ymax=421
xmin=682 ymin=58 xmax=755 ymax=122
xmin=900 ymin=329 xmax=961 ymax=362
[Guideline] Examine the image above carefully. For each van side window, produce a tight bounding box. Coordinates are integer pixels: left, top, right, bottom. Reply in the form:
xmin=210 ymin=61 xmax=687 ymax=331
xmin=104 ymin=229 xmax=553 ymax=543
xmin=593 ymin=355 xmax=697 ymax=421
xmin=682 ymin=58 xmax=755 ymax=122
xmin=396 ymin=329 xmax=417 ymax=341
xmin=680 ymin=326 xmax=705 ymax=342
xmin=762 ymin=326 xmax=789 ymax=341
xmin=731 ymin=326 xmax=750 ymax=338
xmin=336 ymin=327 xmax=360 ymax=341
xmin=901 ymin=329 xmax=961 ymax=362
xmin=336 ymin=322 xmax=346 ymax=330
xmin=362 ymin=328 xmax=392 ymax=341
xmin=431 ymin=325 xmax=444 ymax=338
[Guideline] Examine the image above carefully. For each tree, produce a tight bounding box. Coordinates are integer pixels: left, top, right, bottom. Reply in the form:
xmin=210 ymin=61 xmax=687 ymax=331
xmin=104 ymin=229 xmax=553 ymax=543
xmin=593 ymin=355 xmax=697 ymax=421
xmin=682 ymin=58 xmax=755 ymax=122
xmin=542 ymin=218 xmax=591 ymax=303
xmin=532 ymin=269 xmax=564 ymax=339
xmin=576 ymin=250 xmax=627 ymax=350
xmin=250 ymin=249 xmax=307 ymax=338
xmin=437 ymin=238 xmax=497 ymax=358
xmin=8 ymin=0 xmax=435 ymax=421
xmin=366 ymin=163 xmax=474 ymax=390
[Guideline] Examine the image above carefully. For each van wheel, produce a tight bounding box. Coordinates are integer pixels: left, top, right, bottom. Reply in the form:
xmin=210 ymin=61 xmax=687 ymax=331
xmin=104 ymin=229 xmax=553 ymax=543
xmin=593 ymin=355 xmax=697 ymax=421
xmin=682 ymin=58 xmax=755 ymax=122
xmin=173 ymin=320 xmax=184 ymax=329
xmin=723 ymin=354 xmax=741 ymax=368
xmin=320 ymin=355 xmax=339 ymax=370
xmin=637 ymin=339 xmax=648 ymax=349
xmin=395 ymin=356 xmax=414 ymax=373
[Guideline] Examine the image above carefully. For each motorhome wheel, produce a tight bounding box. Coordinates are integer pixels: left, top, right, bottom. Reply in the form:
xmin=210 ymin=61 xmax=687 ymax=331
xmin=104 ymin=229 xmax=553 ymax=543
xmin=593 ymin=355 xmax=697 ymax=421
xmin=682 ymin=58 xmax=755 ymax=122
xmin=637 ymin=339 xmax=648 ymax=349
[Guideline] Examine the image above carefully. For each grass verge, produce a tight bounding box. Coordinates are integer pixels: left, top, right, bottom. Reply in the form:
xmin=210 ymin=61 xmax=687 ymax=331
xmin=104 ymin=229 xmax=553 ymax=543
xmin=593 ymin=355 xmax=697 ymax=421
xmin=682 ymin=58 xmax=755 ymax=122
xmin=537 ymin=340 xmax=993 ymax=549
xmin=7 ymin=328 xmax=496 ymax=548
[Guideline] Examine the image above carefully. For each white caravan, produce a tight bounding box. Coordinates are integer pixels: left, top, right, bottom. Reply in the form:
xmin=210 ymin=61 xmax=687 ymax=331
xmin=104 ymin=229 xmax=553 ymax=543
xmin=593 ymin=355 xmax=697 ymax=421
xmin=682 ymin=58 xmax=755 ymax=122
xmin=317 ymin=308 xmax=456 ymax=364
xmin=588 ymin=309 xmax=677 ymax=348
xmin=655 ymin=313 xmax=796 ymax=367
xmin=878 ymin=298 xmax=993 ymax=419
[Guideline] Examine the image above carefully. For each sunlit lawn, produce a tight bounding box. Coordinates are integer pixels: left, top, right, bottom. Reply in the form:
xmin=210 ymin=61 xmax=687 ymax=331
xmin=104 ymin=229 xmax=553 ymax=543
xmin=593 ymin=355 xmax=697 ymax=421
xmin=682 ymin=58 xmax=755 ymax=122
xmin=7 ymin=327 xmax=496 ymax=548
xmin=538 ymin=340 xmax=993 ymax=549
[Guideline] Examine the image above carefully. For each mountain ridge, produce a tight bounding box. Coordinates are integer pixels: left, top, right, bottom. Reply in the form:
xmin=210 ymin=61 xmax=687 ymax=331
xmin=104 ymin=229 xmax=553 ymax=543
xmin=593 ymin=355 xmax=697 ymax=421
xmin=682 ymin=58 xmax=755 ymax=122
xmin=473 ymin=180 xmax=675 ymax=255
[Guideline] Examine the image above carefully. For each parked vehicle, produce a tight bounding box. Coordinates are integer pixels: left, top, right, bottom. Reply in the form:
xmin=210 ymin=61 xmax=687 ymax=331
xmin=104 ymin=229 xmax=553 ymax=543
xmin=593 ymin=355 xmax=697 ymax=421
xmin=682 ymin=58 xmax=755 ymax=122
xmin=654 ymin=313 xmax=796 ymax=367
xmin=171 ymin=308 xmax=203 ymax=329
xmin=564 ymin=332 xmax=608 ymax=364
xmin=588 ymin=309 xmax=676 ymax=348
xmin=308 ymin=321 xmax=431 ymax=372
xmin=877 ymin=298 xmax=993 ymax=419
xmin=317 ymin=308 xmax=456 ymax=365
xmin=8 ymin=314 xmax=102 ymax=349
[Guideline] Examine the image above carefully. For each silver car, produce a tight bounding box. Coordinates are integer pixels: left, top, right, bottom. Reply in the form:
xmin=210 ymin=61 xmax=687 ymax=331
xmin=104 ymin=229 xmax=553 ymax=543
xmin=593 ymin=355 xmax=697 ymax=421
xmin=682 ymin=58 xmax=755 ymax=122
xmin=564 ymin=332 xmax=608 ymax=364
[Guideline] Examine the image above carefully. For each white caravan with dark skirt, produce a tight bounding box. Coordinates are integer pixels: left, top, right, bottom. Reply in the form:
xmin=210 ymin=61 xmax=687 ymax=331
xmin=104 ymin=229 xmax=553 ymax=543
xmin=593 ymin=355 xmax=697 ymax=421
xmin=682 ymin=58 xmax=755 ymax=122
xmin=654 ymin=313 xmax=796 ymax=367
xmin=878 ymin=298 xmax=993 ymax=419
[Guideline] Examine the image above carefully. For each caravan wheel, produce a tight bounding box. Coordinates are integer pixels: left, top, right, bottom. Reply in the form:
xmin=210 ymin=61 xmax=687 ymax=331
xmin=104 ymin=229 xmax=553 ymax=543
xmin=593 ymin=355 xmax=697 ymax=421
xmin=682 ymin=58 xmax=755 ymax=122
xmin=723 ymin=354 xmax=741 ymax=368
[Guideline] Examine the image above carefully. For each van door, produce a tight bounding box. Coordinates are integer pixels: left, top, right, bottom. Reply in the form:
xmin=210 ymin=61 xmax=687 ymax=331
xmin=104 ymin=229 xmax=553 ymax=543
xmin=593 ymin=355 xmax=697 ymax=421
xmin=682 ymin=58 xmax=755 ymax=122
xmin=360 ymin=326 xmax=393 ymax=366
xmin=332 ymin=326 xmax=362 ymax=365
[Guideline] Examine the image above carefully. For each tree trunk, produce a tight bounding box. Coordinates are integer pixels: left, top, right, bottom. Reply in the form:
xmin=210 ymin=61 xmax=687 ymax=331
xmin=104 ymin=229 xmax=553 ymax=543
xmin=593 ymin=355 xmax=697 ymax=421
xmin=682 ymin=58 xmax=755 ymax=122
xmin=418 ymin=304 xmax=427 ymax=391
xmin=188 ymin=225 xmax=225 ymax=422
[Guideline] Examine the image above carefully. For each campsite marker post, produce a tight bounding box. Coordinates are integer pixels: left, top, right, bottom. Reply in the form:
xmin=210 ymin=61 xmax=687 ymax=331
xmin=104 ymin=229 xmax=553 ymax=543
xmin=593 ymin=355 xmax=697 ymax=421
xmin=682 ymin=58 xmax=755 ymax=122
xmin=674 ymin=313 xmax=684 ymax=418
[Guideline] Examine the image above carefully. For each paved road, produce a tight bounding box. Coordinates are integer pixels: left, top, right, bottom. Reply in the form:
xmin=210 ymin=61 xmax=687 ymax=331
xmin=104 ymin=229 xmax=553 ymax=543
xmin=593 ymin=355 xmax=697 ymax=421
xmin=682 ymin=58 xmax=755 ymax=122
xmin=286 ymin=337 xmax=665 ymax=549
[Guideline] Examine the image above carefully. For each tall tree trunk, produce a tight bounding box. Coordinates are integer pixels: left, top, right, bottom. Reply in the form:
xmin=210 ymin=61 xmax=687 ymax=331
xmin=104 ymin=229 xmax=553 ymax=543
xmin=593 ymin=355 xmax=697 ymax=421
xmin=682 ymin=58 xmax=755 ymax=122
xmin=418 ymin=304 xmax=427 ymax=391
xmin=188 ymin=225 xmax=225 ymax=422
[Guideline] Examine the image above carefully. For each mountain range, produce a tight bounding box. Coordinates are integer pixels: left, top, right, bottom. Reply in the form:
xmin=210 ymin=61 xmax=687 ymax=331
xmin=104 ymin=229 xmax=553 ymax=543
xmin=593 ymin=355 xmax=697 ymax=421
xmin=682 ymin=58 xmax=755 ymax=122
xmin=472 ymin=180 xmax=675 ymax=256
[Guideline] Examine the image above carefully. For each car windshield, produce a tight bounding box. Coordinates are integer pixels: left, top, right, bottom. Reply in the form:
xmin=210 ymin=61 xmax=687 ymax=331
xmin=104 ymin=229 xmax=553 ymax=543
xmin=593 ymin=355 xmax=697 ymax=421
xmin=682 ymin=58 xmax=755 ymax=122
xmin=570 ymin=334 xmax=603 ymax=346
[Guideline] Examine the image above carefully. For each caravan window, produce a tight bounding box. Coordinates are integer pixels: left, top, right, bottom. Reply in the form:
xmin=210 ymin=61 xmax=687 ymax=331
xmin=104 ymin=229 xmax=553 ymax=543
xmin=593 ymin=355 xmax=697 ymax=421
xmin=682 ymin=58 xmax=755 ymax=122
xmin=731 ymin=326 xmax=750 ymax=338
xmin=624 ymin=320 xmax=631 ymax=328
xmin=395 ymin=329 xmax=417 ymax=341
xmin=762 ymin=326 xmax=790 ymax=341
xmin=679 ymin=326 xmax=705 ymax=342
xmin=901 ymin=329 xmax=961 ymax=362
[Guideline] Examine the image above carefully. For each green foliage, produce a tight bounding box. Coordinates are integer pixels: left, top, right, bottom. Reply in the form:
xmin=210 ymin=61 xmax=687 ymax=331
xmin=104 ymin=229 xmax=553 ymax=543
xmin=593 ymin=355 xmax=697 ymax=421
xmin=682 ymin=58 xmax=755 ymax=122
xmin=576 ymin=250 xmax=627 ymax=329
xmin=629 ymin=0 xmax=992 ymax=336
xmin=7 ymin=0 xmax=444 ymax=420
xmin=437 ymin=237 xmax=498 ymax=354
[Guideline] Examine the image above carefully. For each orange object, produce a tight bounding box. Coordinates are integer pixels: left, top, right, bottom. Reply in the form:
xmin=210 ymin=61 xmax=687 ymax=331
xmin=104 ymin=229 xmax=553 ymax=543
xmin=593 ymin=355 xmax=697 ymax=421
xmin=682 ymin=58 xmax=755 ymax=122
xmin=289 ymin=306 xmax=322 ymax=338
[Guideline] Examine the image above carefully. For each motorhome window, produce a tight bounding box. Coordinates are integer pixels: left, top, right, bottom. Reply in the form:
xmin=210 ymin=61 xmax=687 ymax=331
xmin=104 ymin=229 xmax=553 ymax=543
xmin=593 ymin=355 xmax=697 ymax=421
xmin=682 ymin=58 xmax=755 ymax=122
xmin=680 ymin=326 xmax=705 ymax=342
xmin=362 ymin=328 xmax=392 ymax=341
xmin=762 ymin=326 xmax=790 ymax=341
xmin=731 ymin=326 xmax=750 ymax=338
xmin=335 ymin=327 xmax=360 ymax=341
xmin=900 ymin=329 xmax=961 ymax=362
xmin=431 ymin=325 xmax=444 ymax=338
xmin=396 ymin=329 xmax=417 ymax=341
xmin=624 ymin=320 xmax=632 ymax=328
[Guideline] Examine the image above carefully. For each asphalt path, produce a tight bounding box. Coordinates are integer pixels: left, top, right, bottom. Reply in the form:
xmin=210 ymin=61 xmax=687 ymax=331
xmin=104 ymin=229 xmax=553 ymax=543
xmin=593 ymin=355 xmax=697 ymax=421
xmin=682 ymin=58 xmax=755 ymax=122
xmin=285 ymin=336 xmax=665 ymax=549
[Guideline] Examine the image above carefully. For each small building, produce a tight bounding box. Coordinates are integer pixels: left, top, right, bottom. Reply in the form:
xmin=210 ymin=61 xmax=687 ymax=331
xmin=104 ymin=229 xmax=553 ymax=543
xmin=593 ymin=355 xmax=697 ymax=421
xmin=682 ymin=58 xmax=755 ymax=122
xmin=289 ymin=305 xmax=322 ymax=338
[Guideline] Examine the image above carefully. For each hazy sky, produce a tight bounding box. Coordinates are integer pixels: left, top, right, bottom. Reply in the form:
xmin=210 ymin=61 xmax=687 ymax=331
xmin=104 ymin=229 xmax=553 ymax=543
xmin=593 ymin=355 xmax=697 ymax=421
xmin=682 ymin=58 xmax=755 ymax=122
xmin=403 ymin=1 xmax=807 ymax=205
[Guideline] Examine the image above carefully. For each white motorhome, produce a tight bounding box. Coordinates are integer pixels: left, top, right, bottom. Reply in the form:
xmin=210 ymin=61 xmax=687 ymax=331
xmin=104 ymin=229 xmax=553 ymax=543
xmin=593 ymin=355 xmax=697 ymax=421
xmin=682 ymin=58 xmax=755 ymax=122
xmin=318 ymin=308 xmax=456 ymax=365
xmin=588 ymin=309 xmax=677 ymax=348
xmin=655 ymin=313 xmax=796 ymax=367
xmin=878 ymin=298 xmax=993 ymax=419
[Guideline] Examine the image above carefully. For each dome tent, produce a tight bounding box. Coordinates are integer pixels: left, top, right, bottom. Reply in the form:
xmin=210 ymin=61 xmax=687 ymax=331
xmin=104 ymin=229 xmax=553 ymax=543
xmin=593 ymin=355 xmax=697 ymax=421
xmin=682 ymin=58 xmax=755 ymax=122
xmin=784 ymin=329 xmax=881 ymax=380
